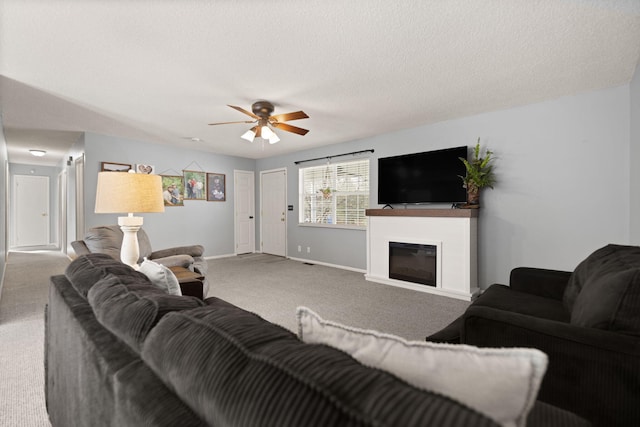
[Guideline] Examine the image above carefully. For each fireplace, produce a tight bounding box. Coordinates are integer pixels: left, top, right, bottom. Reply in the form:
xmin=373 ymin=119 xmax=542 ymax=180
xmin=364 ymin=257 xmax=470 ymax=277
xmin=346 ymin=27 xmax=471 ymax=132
xmin=388 ymin=242 xmax=437 ymax=287
xmin=366 ymin=209 xmax=478 ymax=300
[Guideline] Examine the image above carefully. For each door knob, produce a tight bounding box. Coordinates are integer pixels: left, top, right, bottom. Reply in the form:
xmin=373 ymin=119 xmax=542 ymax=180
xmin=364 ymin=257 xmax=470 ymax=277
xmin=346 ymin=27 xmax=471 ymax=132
xmin=249 ymin=216 xmax=254 ymax=219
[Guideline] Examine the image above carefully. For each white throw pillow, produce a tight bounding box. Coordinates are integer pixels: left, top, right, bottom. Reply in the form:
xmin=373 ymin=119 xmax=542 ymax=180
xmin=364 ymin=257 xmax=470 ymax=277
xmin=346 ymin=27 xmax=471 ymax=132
xmin=137 ymin=258 xmax=182 ymax=296
xmin=296 ymin=306 xmax=547 ymax=427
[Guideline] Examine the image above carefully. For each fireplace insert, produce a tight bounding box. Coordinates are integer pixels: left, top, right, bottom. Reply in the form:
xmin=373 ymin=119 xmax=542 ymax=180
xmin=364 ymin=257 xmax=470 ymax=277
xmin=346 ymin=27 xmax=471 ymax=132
xmin=388 ymin=242 xmax=437 ymax=286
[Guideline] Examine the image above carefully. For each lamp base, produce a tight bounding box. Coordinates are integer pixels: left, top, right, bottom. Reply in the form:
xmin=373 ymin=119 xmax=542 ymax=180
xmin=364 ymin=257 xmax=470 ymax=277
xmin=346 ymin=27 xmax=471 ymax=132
xmin=118 ymin=215 xmax=143 ymax=268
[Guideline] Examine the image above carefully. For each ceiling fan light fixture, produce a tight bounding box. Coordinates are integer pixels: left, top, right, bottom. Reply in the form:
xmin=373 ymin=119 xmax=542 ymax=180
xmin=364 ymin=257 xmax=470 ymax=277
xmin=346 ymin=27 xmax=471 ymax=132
xmin=241 ymin=129 xmax=256 ymax=142
xmin=209 ymin=101 xmax=309 ymax=144
xmin=268 ymin=133 xmax=280 ymax=144
xmin=261 ymin=125 xmax=275 ymax=140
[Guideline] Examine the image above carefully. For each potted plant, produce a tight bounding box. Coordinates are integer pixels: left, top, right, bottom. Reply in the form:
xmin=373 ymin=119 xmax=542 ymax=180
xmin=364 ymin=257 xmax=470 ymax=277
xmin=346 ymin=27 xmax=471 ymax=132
xmin=459 ymin=138 xmax=496 ymax=207
xmin=318 ymin=187 xmax=332 ymax=199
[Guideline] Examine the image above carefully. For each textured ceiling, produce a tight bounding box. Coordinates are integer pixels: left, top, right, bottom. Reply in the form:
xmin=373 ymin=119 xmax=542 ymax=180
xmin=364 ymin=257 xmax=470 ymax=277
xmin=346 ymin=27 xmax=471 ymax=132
xmin=1 ymin=0 xmax=640 ymax=166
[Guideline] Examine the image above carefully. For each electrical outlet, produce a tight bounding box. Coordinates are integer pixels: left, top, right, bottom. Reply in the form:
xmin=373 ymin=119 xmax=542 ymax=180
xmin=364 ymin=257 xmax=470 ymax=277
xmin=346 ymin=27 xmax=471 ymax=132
xmin=307 ymin=247 xmax=311 ymax=253
xmin=297 ymin=245 xmax=301 ymax=252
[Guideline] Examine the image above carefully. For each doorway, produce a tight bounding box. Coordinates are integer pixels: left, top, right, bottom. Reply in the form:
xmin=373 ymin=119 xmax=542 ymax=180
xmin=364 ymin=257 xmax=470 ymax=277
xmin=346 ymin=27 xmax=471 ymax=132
xmin=13 ymin=175 xmax=50 ymax=247
xmin=234 ymin=170 xmax=255 ymax=254
xmin=260 ymin=168 xmax=287 ymax=257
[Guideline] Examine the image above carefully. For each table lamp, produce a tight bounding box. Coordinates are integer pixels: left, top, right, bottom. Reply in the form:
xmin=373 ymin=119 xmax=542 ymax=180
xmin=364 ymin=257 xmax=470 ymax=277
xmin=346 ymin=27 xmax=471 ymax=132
xmin=94 ymin=171 xmax=165 ymax=268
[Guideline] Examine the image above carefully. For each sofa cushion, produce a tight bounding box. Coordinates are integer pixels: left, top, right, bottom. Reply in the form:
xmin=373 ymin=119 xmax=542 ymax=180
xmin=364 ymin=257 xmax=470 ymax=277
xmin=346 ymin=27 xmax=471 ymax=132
xmin=475 ymin=284 xmax=569 ymax=323
xmin=570 ymin=268 xmax=640 ymax=335
xmin=88 ymin=274 xmax=204 ymax=352
xmin=65 ymin=253 xmax=149 ymax=298
xmin=141 ymin=297 xmax=498 ymax=427
xmin=563 ymin=244 xmax=640 ymax=312
xmin=297 ymin=307 xmax=547 ymax=427
xmin=138 ymin=258 xmax=181 ymax=295
xmin=562 ymin=244 xmax=640 ymax=335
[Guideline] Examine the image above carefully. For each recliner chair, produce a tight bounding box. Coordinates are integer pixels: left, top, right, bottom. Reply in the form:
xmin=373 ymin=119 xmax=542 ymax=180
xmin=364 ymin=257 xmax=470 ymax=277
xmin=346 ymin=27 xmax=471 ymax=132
xmin=426 ymin=244 xmax=640 ymax=427
xmin=71 ymin=225 xmax=209 ymax=295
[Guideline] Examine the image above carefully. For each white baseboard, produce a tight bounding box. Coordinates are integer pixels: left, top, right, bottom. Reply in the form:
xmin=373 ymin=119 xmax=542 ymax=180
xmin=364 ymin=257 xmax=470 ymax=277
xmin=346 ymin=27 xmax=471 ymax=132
xmin=204 ymin=252 xmax=366 ymax=274
xmin=287 ymin=256 xmax=366 ymax=274
xmin=204 ymin=253 xmax=236 ymax=260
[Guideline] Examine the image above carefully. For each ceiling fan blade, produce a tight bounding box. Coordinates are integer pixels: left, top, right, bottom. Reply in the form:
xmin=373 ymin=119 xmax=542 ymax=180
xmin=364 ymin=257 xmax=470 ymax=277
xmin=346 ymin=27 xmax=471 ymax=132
xmin=208 ymin=120 xmax=255 ymax=126
xmin=273 ymin=122 xmax=309 ymax=136
xmin=228 ymin=105 xmax=260 ymax=119
xmin=270 ymin=111 xmax=309 ymax=122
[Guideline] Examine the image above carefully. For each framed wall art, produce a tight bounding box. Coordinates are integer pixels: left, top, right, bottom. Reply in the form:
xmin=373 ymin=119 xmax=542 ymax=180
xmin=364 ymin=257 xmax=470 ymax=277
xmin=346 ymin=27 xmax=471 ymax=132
xmin=135 ymin=164 xmax=155 ymax=174
xmin=101 ymin=162 xmax=132 ymax=172
xmin=207 ymin=173 xmax=226 ymax=201
xmin=183 ymin=170 xmax=206 ymax=200
xmin=161 ymin=175 xmax=185 ymax=206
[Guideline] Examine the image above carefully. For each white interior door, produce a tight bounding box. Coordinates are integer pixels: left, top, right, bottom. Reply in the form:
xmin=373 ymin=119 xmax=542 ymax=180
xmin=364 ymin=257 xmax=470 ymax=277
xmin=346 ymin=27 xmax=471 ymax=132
xmin=261 ymin=169 xmax=287 ymax=257
xmin=234 ymin=170 xmax=255 ymax=254
xmin=14 ymin=175 xmax=50 ymax=247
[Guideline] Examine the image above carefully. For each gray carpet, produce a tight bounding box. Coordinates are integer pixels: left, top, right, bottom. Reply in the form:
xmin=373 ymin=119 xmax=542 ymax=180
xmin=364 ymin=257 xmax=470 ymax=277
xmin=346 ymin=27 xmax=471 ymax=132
xmin=0 ymin=251 xmax=468 ymax=426
xmin=0 ymin=250 xmax=69 ymax=427
xmin=207 ymin=253 xmax=469 ymax=341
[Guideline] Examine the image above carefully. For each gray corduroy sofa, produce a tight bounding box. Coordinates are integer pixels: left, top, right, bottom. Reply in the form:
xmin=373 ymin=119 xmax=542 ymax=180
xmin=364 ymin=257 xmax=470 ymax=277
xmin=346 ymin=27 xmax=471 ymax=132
xmin=45 ymin=253 xmax=588 ymax=427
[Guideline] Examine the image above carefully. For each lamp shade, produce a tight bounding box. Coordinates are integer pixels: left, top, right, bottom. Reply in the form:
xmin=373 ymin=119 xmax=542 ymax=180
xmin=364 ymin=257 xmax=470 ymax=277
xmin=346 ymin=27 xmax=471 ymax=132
xmin=95 ymin=172 xmax=165 ymax=214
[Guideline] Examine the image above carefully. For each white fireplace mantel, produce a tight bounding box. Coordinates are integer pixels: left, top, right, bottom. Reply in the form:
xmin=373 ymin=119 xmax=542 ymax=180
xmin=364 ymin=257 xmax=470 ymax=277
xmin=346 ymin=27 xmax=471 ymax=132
xmin=365 ymin=209 xmax=479 ymax=301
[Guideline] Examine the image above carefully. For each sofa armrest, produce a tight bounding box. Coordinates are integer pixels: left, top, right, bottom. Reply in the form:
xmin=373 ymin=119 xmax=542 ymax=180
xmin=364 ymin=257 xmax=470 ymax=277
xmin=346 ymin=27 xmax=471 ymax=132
xmin=150 ymin=245 xmax=204 ymax=259
xmin=462 ymin=305 xmax=640 ymax=427
xmin=150 ymin=254 xmax=195 ymax=269
xmin=509 ymin=267 xmax=571 ymax=300
xmin=71 ymin=240 xmax=91 ymax=256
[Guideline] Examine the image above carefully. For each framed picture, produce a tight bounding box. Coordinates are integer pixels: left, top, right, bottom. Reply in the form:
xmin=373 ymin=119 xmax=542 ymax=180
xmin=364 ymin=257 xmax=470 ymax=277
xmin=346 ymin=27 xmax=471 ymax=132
xmin=135 ymin=164 xmax=155 ymax=174
xmin=207 ymin=173 xmax=226 ymax=202
xmin=183 ymin=170 xmax=206 ymax=200
xmin=101 ymin=162 xmax=131 ymax=172
xmin=161 ymin=175 xmax=185 ymax=207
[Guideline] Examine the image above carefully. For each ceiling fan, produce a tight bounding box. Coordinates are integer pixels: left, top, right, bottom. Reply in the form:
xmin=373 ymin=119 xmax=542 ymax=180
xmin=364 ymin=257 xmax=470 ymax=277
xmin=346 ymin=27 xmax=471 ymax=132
xmin=208 ymin=100 xmax=309 ymax=144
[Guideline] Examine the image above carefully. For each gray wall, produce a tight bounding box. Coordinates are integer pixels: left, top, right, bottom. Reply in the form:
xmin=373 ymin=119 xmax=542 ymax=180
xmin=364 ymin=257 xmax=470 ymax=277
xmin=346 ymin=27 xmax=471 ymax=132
xmin=81 ymin=133 xmax=255 ymax=257
xmin=630 ymin=61 xmax=640 ymax=244
xmin=8 ymin=163 xmax=61 ymax=247
xmin=258 ymin=84 xmax=634 ymax=289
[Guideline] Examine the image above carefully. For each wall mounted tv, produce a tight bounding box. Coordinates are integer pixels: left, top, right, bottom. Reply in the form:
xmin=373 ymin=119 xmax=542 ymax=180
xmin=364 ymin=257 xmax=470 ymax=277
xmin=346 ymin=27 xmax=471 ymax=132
xmin=378 ymin=146 xmax=467 ymax=205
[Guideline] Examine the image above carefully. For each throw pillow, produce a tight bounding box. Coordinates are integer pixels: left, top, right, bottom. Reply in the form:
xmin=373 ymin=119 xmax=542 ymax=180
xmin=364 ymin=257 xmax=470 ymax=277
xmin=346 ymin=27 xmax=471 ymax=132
xmin=138 ymin=258 xmax=181 ymax=296
xmin=297 ymin=307 xmax=548 ymax=427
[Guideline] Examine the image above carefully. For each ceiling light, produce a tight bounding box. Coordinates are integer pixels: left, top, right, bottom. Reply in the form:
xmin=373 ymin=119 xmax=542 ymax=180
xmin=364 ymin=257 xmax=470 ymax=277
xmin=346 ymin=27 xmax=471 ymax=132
xmin=241 ymin=129 xmax=256 ymax=142
xmin=261 ymin=125 xmax=275 ymax=140
xmin=268 ymin=133 xmax=280 ymax=144
xmin=29 ymin=149 xmax=46 ymax=157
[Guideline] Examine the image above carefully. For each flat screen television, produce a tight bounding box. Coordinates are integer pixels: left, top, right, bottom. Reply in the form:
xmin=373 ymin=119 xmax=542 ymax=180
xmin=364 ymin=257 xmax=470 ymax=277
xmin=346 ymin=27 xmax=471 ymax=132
xmin=378 ymin=146 xmax=467 ymax=205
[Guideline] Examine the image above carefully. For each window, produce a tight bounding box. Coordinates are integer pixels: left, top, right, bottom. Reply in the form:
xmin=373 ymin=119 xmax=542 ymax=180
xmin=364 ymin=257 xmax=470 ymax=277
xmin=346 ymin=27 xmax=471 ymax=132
xmin=299 ymin=159 xmax=369 ymax=227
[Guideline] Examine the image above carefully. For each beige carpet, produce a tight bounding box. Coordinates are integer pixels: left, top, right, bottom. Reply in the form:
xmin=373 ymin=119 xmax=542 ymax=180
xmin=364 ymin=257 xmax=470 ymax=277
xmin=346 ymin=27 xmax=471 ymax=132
xmin=207 ymin=253 xmax=469 ymax=341
xmin=0 ymin=250 xmax=70 ymax=427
